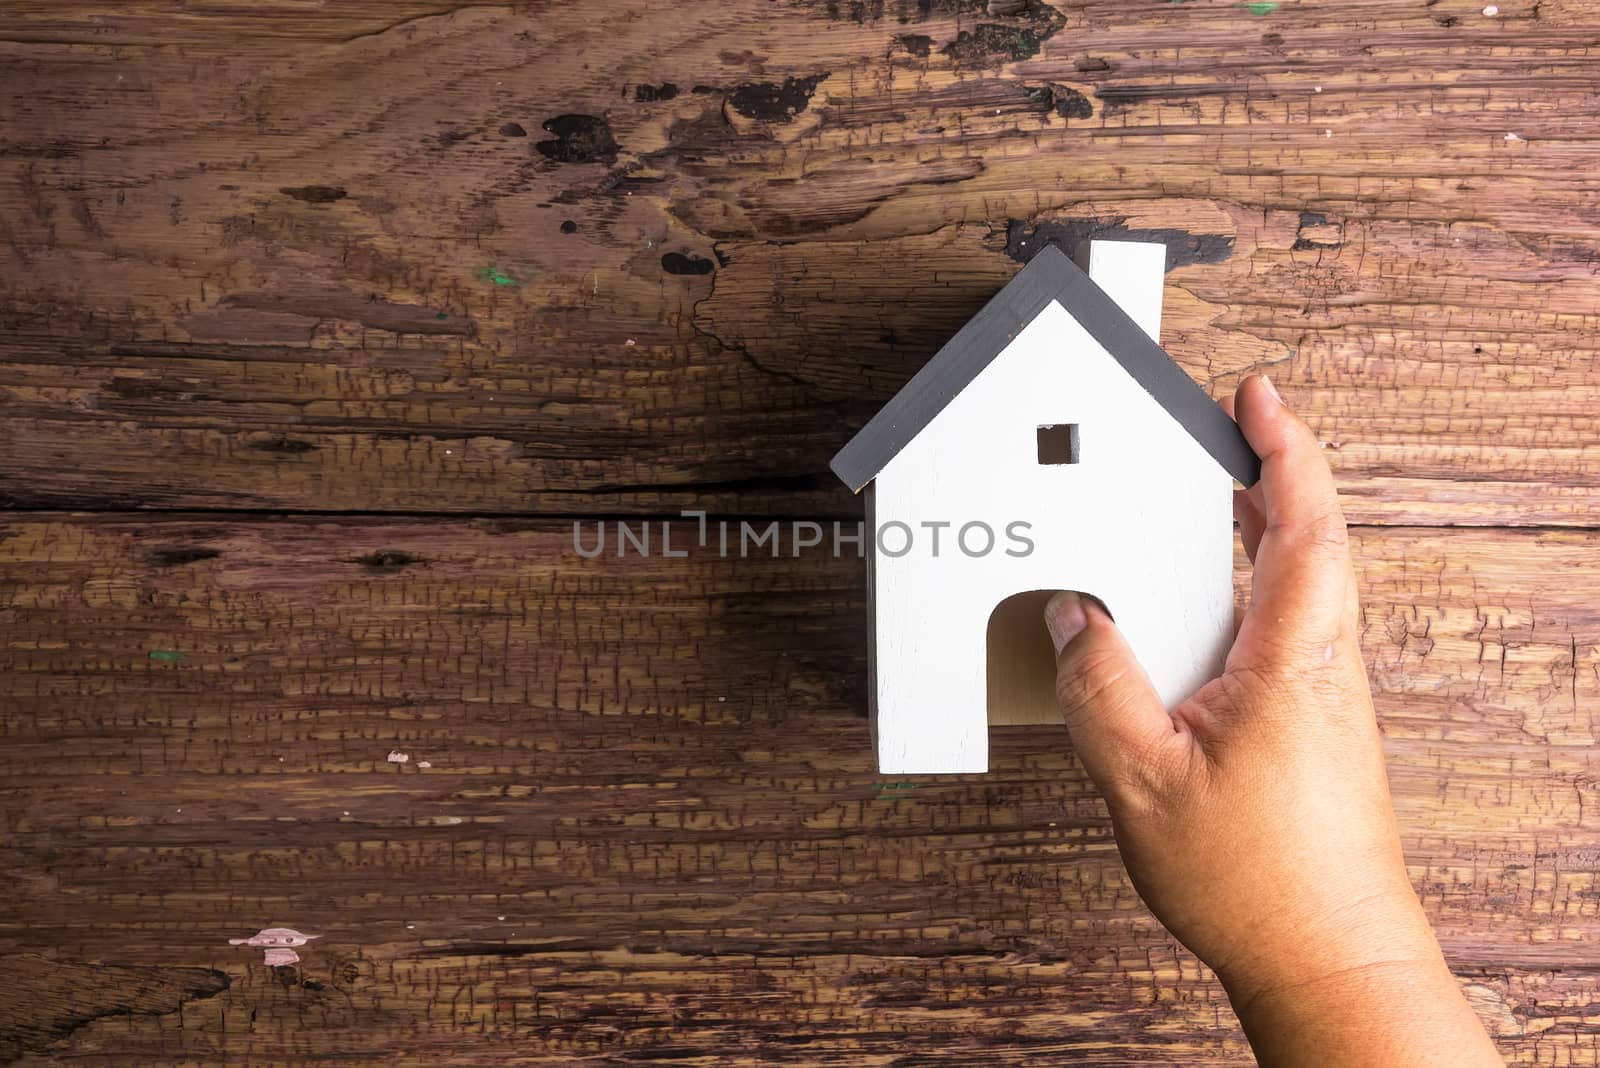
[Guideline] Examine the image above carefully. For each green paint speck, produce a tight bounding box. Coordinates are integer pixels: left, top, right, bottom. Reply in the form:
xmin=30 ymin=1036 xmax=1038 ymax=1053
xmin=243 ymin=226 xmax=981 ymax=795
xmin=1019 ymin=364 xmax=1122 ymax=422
xmin=435 ymin=311 xmax=449 ymax=320
xmin=476 ymin=266 xmax=518 ymax=287
xmin=873 ymin=782 xmax=920 ymax=800
xmin=149 ymin=650 xmax=183 ymax=662
xmin=1242 ymin=1 xmax=1279 ymax=13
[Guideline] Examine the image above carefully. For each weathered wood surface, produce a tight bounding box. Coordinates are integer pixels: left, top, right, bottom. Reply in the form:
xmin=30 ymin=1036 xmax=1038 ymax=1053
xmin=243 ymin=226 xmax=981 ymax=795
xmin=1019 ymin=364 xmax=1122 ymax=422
xmin=2 ymin=517 xmax=1599 ymax=1064
xmin=6 ymin=1 xmax=1600 ymax=1064
xmin=4 ymin=1 xmax=1600 ymax=521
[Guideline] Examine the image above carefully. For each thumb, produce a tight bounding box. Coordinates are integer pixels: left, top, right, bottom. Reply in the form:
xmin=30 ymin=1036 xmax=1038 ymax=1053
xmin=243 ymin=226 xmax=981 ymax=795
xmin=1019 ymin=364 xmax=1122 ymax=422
xmin=1045 ymin=591 xmax=1187 ymax=810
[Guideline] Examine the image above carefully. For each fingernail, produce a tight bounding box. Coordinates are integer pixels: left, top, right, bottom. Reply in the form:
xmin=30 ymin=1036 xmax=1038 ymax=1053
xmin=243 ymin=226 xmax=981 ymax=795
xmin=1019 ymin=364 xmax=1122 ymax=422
xmin=1044 ymin=590 xmax=1086 ymax=654
xmin=1258 ymin=375 xmax=1282 ymax=404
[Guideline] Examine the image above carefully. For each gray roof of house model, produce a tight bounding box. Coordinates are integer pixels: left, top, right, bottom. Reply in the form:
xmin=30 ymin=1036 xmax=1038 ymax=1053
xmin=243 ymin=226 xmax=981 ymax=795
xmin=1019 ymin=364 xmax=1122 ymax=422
xmin=828 ymin=243 xmax=1262 ymax=491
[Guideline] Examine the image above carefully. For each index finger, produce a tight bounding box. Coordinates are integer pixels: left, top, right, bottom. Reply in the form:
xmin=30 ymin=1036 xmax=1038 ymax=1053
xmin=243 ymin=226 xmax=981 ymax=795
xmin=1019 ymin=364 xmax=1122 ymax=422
xmin=1230 ymin=375 xmax=1356 ymax=665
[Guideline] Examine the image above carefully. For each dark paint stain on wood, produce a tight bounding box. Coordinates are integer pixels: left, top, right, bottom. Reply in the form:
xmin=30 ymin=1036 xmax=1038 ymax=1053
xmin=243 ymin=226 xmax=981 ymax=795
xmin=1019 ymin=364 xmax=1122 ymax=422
xmin=1021 ymin=82 xmax=1091 ymax=119
xmin=1005 ymin=217 xmax=1234 ymax=271
xmin=535 ymin=115 xmax=619 ymax=163
xmin=939 ymin=3 xmax=1064 ymax=65
xmin=560 ymin=219 xmax=578 ymax=233
xmin=279 ymin=185 xmax=348 ymax=204
xmin=498 ymin=122 xmax=527 ymax=137
xmin=942 ymin=24 xmax=1047 ymax=63
xmin=354 ymin=550 xmax=419 ymax=572
xmin=808 ymin=0 xmax=1002 ymax=23
xmin=0 ymin=956 xmax=230 ymax=1062
xmin=1294 ymin=211 xmax=1346 ymax=250
xmin=1049 ymin=85 xmax=1093 ymax=119
xmin=662 ymin=251 xmax=715 ymax=275
xmin=247 ymin=435 xmax=318 ymax=454
xmin=894 ymin=33 xmax=933 ymax=57
xmin=145 ymin=546 xmax=222 ymax=568
xmin=729 ymin=75 xmax=828 ymax=122
xmin=634 ymin=83 xmax=680 ymax=102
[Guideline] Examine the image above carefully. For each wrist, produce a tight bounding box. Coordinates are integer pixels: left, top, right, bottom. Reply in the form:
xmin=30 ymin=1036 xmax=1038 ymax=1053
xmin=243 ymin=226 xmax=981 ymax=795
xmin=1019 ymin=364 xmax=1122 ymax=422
xmin=1216 ymin=882 xmax=1444 ymax=1020
xmin=1216 ymin=890 xmax=1499 ymax=1067
xmin=1224 ymin=949 xmax=1454 ymax=1027
xmin=1224 ymin=955 xmax=1495 ymax=1068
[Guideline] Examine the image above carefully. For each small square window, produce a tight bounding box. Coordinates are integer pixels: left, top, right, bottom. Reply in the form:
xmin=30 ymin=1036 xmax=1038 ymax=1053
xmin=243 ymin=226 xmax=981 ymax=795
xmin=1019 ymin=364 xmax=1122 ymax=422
xmin=1037 ymin=424 xmax=1080 ymax=465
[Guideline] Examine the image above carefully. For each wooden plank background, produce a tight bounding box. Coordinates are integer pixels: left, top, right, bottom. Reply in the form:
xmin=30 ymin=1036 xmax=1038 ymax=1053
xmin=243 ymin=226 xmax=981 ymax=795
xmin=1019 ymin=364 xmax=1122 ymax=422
xmin=2 ymin=0 xmax=1598 ymax=1063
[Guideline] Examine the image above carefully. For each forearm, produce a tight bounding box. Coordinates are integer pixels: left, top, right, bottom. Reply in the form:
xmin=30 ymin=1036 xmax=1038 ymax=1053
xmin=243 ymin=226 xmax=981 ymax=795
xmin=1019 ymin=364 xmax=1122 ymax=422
xmin=1224 ymin=925 xmax=1502 ymax=1067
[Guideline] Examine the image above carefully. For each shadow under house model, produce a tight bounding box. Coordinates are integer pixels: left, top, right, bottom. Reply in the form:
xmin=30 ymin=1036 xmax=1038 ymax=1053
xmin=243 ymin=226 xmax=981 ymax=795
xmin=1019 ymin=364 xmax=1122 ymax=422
xmin=831 ymin=241 xmax=1262 ymax=774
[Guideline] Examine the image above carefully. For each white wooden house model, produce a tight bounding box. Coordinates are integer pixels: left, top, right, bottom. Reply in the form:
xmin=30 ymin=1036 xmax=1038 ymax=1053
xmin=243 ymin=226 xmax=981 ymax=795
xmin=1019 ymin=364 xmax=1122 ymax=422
xmin=830 ymin=241 xmax=1259 ymax=774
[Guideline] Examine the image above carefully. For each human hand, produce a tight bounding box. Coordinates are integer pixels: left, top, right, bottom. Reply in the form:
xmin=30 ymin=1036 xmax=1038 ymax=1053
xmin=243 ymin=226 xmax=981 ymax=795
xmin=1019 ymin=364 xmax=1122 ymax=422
xmin=1044 ymin=375 xmax=1499 ymax=1066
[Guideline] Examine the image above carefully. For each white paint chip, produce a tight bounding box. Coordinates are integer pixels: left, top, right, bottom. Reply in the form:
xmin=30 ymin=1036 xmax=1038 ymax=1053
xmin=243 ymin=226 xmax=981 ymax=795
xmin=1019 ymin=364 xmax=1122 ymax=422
xmin=1482 ymin=4 xmax=1499 ymax=14
xmin=386 ymin=750 xmax=410 ymax=764
xmin=416 ymin=760 xmax=432 ymax=769
xmin=229 ymin=927 xmax=319 ymax=967
xmin=1505 ymin=132 xmax=1522 ymax=142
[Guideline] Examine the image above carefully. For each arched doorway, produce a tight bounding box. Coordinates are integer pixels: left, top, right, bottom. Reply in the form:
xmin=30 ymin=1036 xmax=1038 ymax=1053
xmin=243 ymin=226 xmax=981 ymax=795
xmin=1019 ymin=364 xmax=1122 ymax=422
xmin=985 ymin=589 xmax=1110 ymax=726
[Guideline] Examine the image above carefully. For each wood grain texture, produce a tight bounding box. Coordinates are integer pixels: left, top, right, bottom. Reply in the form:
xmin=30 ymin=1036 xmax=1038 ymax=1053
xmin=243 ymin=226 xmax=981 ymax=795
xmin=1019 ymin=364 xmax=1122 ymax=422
xmin=6 ymin=1 xmax=1600 ymax=1063
xmin=2 ymin=516 xmax=1599 ymax=1064
xmin=3 ymin=0 xmax=1600 ymax=520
